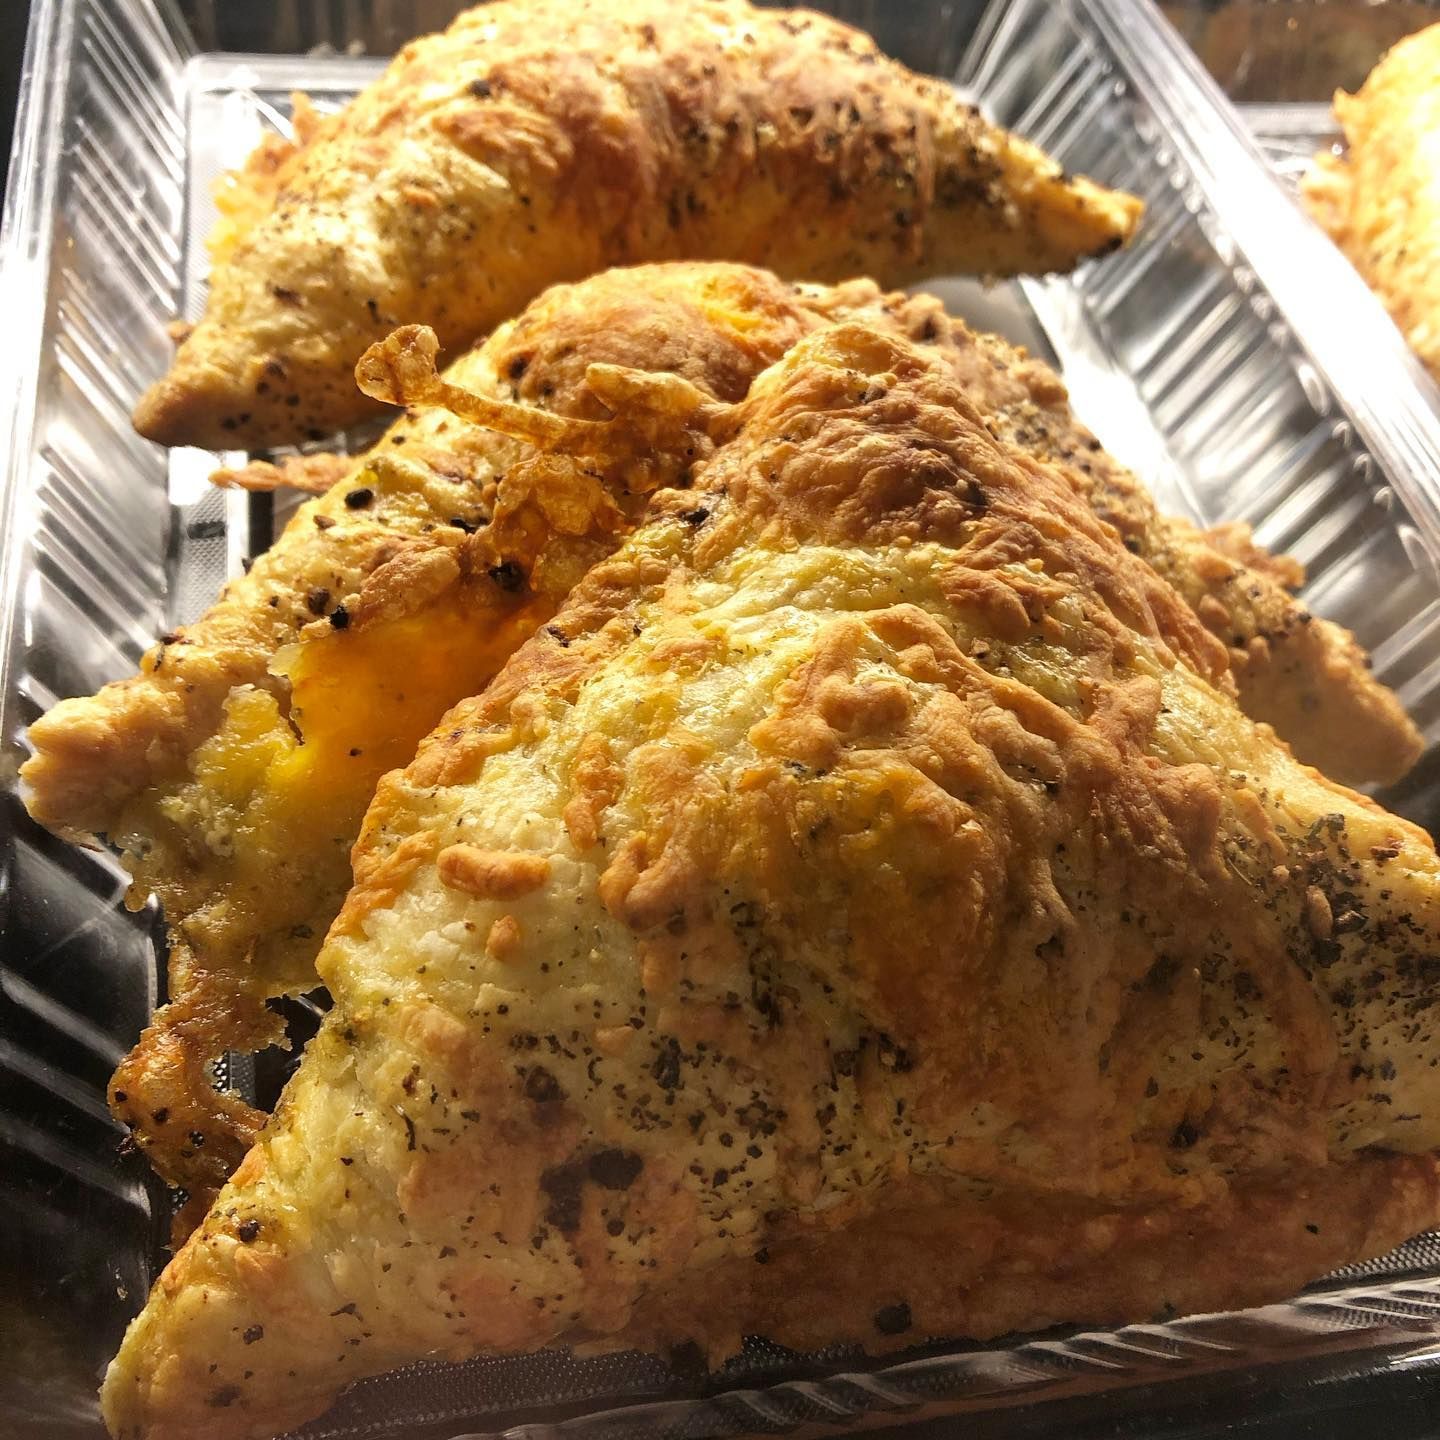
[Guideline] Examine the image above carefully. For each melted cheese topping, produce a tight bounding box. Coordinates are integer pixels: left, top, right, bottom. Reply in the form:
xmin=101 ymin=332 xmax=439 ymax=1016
xmin=119 ymin=593 xmax=549 ymax=996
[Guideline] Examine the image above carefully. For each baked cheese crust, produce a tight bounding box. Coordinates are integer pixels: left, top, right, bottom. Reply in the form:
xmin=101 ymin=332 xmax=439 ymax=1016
xmin=105 ymin=320 xmax=1440 ymax=1440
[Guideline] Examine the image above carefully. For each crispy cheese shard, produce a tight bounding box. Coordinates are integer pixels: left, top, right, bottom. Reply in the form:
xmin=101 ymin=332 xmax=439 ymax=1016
xmin=23 ymin=264 xmax=1420 ymax=1201
xmin=104 ymin=322 xmax=1440 ymax=1440
xmin=132 ymin=0 xmax=1142 ymax=449
xmin=1303 ymin=22 xmax=1440 ymax=386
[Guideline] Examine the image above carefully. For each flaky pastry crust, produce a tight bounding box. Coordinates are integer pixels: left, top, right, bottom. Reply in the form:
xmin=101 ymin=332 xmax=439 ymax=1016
xmin=1302 ymin=22 xmax=1440 ymax=386
xmin=133 ymin=0 xmax=1140 ymax=448
xmin=105 ymin=319 xmax=1440 ymax=1440
xmin=31 ymin=264 xmax=833 ymax=1194
xmin=25 ymin=264 xmax=1419 ymax=1200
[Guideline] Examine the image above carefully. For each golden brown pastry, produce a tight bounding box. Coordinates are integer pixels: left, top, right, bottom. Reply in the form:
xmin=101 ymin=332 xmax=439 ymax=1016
xmin=1302 ymin=22 xmax=1440 ymax=385
xmin=925 ymin=317 xmax=1422 ymax=785
xmin=24 ymin=264 xmax=1419 ymax=1202
xmin=132 ymin=0 xmax=1141 ymax=449
xmin=103 ymin=319 xmax=1440 ymax=1440
xmin=30 ymin=264 xmax=836 ymax=1194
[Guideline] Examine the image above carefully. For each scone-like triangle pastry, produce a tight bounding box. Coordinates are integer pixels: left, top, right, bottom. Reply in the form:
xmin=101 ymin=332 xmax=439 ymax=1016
xmin=24 ymin=265 xmax=1420 ymax=1203
xmin=132 ymin=0 xmax=1141 ymax=449
xmin=1302 ymin=22 xmax=1440 ymax=386
xmin=105 ymin=322 xmax=1440 ymax=1440
xmin=27 ymin=263 xmax=840 ymax=1195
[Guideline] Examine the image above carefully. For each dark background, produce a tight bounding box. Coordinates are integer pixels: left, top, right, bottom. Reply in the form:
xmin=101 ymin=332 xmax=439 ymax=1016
xmin=1 ymin=1 xmax=29 ymax=207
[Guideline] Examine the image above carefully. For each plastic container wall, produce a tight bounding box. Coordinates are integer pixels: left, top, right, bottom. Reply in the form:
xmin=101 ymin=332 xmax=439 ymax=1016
xmin=0 ymin=0 xmax=188 ymax=1429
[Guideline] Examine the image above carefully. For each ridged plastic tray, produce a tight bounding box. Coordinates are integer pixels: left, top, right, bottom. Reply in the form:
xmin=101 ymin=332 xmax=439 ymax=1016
xmin=1245 ymin=101 xmax=1346 ymax=187
xmin=1244 ymin=95 xmax=1440 ymax=406
xmin=7 ymin=2 xmax=1440 ymax=1438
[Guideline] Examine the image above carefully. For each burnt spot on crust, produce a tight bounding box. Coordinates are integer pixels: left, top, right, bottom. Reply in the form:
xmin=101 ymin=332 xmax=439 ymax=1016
xmin=538 ymin=1146 xmax=646 ymax=1236
xmin=1170 ymin=1120 xmax=1200 ymax=1151
xmin=539 ymin=1159 xmax=586 ymax=1233
xmin=650 ymin=1037 xmax=683 ymax=1091
xmin=874 ymin=1302 xmax=913 ymax=1335
xmin=489 ymin=561 xmax=527 ymax=593
xmin=589 ymin=1148 xmax=644 ymax=1189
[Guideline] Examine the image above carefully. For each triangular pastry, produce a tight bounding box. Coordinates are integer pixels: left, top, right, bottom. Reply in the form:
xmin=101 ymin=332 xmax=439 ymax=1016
xmin=1302 ymin=22 xmax=1440 ymax=386
xmin=105 ymin=319 xmax=1440 ymax=1440
xmin=928 ymin=321 xmax=1422 ymax=785
xmin=132 ymin=0 xmax=1142 ymax=448
xmin=25 ymin=265 xmax=911 ymax=1195
xmin=24 ymin=265 xmax=1421 ymax=1203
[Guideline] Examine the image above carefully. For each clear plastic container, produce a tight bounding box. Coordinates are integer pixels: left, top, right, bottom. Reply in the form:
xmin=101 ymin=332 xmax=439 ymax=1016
xmin=1240 ymin=97 xmax=1440 ymax=423
xmin=7 ymin=2 xmax=1440 ymax=1438
xmin=1244 ymin=103 xmax=1348 ymax=190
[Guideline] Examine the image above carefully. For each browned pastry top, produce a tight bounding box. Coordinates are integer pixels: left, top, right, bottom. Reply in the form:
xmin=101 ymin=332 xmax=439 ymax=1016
xmin=134 ymin=0 xmax=1140 ymax=448
xmin=104 ymin=312 xmax=1440 ymax=1440
xmin=24 ymin=265 xmax=1420 ymax=1210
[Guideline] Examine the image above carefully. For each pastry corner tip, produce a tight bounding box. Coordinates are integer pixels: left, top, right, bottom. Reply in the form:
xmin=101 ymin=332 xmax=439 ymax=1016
xmin=131 ymin=376 xmax=199 ymax=448
xmin=1086 ymin=176 xmax=1144 ymax=252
